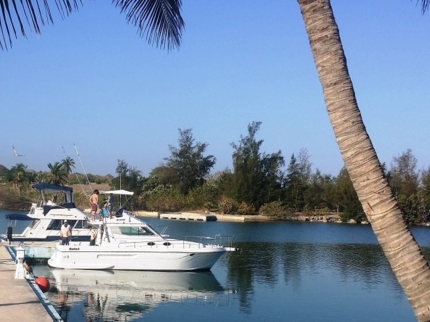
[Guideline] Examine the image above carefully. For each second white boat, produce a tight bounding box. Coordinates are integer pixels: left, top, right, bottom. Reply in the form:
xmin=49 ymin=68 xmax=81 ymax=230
xmin=48 ymin=210 xmax=235 ymax=271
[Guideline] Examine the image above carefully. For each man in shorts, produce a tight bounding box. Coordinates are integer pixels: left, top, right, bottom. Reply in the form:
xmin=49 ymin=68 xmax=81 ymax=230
xmin=60 ymin=220 xmax=71 ymax=245
xmin=89 ymin=189 xmax=99 ymax=221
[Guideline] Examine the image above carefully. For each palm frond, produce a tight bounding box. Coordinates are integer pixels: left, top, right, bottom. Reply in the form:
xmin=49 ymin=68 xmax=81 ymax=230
xmin=417 ymin=0 xmax=430 ymax=13
xmin=113 ymin=0 xmax=184 ymax=51
xmin=0 ymin=0 xmax=81 ymax=50
xmin=0 ymin=0 xmax=183 ymax=51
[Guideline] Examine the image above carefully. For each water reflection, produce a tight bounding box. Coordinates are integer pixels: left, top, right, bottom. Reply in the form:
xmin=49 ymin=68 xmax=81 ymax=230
xmin=33 ymin=268 xmax=228 ymax=322
xmin=225 ymin=241 xmax=418 ymax=314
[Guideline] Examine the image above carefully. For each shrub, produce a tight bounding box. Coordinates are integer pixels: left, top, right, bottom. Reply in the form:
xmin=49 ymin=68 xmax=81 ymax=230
xmin=145 ymin=189 xmax=186 ymax=212
xmin=218 ymin=196 xmax=238 ymax=214
xmin=187 ymin=185 xmax=213 ymax=210
xmin=237 ymin=202 xmax=255 ymax=215
xmin=259 ymin=201 xmax=291 ymax=219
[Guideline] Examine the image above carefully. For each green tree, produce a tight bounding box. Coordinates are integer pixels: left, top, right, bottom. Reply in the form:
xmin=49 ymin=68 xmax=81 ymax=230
xmin=0 ymin=0 xmax=184 ymax=51
xmin=284 ymin=150 xmax=312 ymax=211
xmin=396 ymin=193 xmax=426 ymax=225
xmin=148 ymin=166 xmax=176 ymax=188
xmin=217 ymin=169 xmax=235 ymax=200
xmin=34 ymin=171 xmax=49 ymax=183
xmin=284 ymin=154 xmax=303 ymax=211
xmin=9 ymin=163 xmax=29 ymax=193
xmin=47 ymin=162 xmax=68 ymax=185
xmin=0 ymin=165 xmax=9 ymax=183
xmin=61 ymin=157 xmax=76 ymax=179
xmin=388 ymin=149 xmax=419 ymax=197
xmin=297 ymin=0 xmax=430 ymax=318
xmin=113 ymin=160 xmax=144 ymax=193
xmin=333 ymin=167 xmax=364 ymax=222
xmin=303 ymin=169 xmax=335 ymax=212
xmin=231 ymin=122 xmax=284 ymax=210
xmin=285 ymin=149 xmax=312 ymax=211
xmin=297 ymin=148 xmax=312 ymax=185
xmin=163 ymin=128 xmax=216 ymax=194
xmin=387 ymin=150 xmax=421 ymax=224
xmin=115 ymin=160 xmax=129 ymax=181
xmin=420 ymin=166 xmax=430 ymax=219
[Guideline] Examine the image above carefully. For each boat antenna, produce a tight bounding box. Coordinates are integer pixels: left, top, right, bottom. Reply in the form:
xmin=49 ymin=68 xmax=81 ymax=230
xmin=62 ymin=146 xmax=86 ymax=195
xmin=74 ymin=144 xmax=93 ymax=192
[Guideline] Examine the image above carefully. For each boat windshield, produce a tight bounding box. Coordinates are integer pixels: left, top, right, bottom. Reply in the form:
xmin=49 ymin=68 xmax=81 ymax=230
xmin=46 ymin=219 xmax=85 ymax=230
xmin=46 ymin=220 xmax=63 ymax=231
xmin=118 ymin=226 xmax=155 ymax=236
xmin=28 ymin=220 xmax=40 ymax=229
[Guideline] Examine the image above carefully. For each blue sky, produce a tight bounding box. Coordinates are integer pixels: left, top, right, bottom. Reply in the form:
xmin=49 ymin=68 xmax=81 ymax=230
xmin=2 ymin=1 xmax=430 ymax=177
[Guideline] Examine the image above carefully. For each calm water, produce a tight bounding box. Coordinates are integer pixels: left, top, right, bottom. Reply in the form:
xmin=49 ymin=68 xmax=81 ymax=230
xmin=2 ymin=209 xmax=430 ymax=322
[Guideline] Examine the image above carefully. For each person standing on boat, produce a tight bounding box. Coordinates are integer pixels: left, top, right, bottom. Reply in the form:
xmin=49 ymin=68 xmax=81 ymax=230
xmin=101 ymin=201 xmax=109 ymax=220
xmin=60 ymin=220 xmax=71 ymax=245
xmin=89 ymin=189 xmax=99 ymax=221
xmin=88 ymin=225 xmax=97 ymax=246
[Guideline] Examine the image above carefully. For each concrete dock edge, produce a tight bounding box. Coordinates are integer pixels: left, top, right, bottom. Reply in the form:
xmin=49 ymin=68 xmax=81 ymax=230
xmin=0 ymin=244 xmax=63 ymax=322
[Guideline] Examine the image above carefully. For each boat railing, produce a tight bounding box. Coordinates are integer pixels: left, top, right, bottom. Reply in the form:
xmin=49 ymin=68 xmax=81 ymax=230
xmin=183 ymin=234 xmax=235 ymax=248
xmin=105 ymin=234 xmax=235 ymax=250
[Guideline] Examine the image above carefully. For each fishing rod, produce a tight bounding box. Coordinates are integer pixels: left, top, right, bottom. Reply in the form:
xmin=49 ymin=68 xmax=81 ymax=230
xmin=62 ymin=146 xmax=87 ymax=195
xmin=74 ymin=144 xmax=93 ymax=193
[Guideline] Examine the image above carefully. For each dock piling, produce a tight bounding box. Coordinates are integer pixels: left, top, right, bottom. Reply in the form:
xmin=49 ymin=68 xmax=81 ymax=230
xmin=14 ymin=245 xmax=25 ymax=279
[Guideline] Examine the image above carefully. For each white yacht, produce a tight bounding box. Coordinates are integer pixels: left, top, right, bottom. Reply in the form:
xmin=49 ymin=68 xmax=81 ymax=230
xmin=48 ymin=210 xmax=235 ymax=271
xmin=1 ymin=183 xmax=91 ymax=243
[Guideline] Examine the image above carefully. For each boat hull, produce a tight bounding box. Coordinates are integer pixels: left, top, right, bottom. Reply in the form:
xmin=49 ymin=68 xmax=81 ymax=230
xmin=48 ymin=244 xmax=227 ymax=271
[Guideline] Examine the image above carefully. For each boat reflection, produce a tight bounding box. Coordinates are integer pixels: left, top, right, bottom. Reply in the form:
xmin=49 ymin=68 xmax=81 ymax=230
xmin=35 ymin=267 xmax=227 ymax=321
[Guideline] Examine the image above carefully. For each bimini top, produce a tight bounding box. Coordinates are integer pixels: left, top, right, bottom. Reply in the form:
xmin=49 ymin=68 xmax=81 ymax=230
xmin=32 ymin=182 xmax=74 ymax=205
xmin=5 ymin=213 xmax=34 ymax=221
xmin=32 ymin=183 xmax=73 ymax=193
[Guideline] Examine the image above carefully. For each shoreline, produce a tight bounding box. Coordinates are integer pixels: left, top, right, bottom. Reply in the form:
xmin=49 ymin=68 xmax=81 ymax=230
xmin=132 ymin=210 xmax=350 ymax=224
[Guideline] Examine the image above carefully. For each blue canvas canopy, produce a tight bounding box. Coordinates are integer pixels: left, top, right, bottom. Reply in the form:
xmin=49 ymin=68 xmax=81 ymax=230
xmin=32 ymin=183 xmax=73 ymax=193
xmin=5 ymin=213 xmax=34 ymax=221
xmin=32 ymin=182 xmax=74 ymax=204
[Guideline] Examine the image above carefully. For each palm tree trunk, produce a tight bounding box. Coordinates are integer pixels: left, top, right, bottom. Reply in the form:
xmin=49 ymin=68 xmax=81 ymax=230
xmin=297 ymin=0 xmax=430 ymax=320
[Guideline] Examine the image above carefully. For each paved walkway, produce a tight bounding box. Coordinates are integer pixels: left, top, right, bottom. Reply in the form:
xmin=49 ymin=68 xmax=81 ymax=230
xmin=0 ymin=243 xmax=54 ymax=322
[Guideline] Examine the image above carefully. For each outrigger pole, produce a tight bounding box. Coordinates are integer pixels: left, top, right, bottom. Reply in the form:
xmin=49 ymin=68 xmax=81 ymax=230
xmin=62 ymin=146 xmax=86 ymax=195
xmin=74 ymin=144 xmax=93 ymax=192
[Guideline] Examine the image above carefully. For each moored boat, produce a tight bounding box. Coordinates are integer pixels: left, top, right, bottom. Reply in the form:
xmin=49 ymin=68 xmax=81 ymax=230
xmin=48 ymin=210 xmax=235 ymax=271
xmin=1 ymin=183 xmax=92 ymax=243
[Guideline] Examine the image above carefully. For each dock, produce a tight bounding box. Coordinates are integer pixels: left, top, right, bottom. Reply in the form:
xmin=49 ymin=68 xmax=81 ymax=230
xmin=159 ymin=212 xmax=217 ymax=221
xmin=0 ymin=243 xmax=61 ymax=321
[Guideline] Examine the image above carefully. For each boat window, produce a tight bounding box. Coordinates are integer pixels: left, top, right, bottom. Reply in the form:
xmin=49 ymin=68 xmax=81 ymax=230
xmin=46 ymin=220 xmax=63 ymax=230
xmin=74 ymin=220 xmax=86 ymax=229
xmin=67 ymin=220 xmax=77 ymax=229
xmin=28 ymin=220 xmax=40 ymax=229
xmin=118 ymin=226 xmax=155 ymax=236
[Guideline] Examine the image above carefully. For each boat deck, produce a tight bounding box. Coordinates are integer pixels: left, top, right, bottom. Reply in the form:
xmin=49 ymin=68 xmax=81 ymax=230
xmin=0 ymin=242 xmax=61 ymax=321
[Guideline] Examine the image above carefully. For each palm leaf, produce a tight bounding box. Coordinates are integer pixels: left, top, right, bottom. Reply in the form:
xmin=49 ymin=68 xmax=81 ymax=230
xmin=114 ymin=0 xmax=184 ymax=51
xmin=0 ymin=0 xmax=183 ymax=50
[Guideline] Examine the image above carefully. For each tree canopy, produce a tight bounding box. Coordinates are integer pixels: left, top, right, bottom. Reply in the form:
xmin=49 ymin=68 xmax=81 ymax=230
xmin=160 ymin=128 xmax=216 ymax=194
